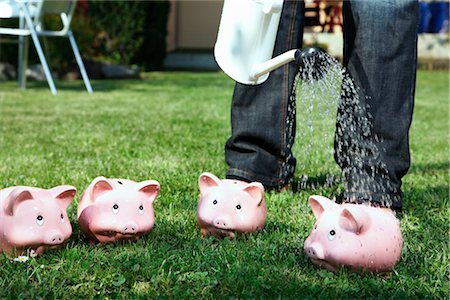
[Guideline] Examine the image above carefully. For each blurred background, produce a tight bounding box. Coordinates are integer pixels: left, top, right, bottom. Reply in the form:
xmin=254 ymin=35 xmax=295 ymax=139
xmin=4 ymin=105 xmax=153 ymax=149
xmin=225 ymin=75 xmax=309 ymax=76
xmin=0 ymin=0 xmax=448 ymax=81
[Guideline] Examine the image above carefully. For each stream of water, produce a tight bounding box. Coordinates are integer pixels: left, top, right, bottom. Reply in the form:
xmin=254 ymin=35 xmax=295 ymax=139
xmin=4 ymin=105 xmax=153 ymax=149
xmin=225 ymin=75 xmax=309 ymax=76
xmin=292 ymin=50 xmax=395 ymax=205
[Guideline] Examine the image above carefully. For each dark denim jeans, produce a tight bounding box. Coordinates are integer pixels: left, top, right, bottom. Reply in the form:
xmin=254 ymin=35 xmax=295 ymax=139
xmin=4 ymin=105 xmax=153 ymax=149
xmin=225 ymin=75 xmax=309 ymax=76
xmin=225 ymin=0 xmax=419 ymax=209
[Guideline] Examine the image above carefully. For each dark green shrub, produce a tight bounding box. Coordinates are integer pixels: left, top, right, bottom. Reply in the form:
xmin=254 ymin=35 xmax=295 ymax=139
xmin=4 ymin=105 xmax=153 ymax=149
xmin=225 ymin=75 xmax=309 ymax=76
xmin=81 ymin=0 xmax=170 ymax=70
xmin=88 ymin=1 xmax=147 ymax=66
xmin=0 ymin=0 xmax=170 ymax=74
xmin=132 ymin=1 xmax=170 ymax=70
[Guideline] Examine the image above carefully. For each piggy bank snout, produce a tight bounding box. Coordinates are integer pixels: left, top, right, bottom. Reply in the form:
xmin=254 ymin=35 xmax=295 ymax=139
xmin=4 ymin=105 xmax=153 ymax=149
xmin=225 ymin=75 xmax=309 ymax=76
xmin=304 ymin=241 xmax=325 ymax=260
xmin=45 ymin=230 xmax=65 ymax=245
xmin=213 ymin=216 xmax=232 ymax=230
xmin=120 ymin=222 xmax=139 ymax=234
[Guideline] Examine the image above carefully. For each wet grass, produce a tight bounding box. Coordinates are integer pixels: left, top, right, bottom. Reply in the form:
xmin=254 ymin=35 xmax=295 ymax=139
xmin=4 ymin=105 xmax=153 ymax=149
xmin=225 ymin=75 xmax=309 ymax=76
xmin=0 ymin=70 xmax=448 ymax=298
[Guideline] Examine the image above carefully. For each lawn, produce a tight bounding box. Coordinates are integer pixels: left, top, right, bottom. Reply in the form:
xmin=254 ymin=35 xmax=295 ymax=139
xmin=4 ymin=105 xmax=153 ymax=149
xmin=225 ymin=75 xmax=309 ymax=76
xmin=0 ymin=70 xmax=448 ymax=299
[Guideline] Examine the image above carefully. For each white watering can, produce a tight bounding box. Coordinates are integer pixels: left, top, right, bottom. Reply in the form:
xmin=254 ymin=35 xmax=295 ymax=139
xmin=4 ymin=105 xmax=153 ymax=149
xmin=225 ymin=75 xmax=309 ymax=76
xmin=214 ymin=0 xmax=327 ymax=85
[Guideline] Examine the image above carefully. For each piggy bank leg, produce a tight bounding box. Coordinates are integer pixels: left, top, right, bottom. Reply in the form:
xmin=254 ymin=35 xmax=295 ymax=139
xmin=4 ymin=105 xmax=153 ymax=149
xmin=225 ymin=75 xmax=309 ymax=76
xmin=200 ymin=228 xmax=209 ymax=237
xmin=201 ymin=227 xmax=236 ymax=239
xmin=29 ymin=249 xmax=40 ymax=257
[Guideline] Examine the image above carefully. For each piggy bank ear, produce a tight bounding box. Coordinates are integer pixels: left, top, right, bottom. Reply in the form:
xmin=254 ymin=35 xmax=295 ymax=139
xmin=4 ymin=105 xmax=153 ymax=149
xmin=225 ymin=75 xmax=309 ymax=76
xmin=243 ymin=182 xmax=265 ymax=206
xmin=339 ymin=206 xmax=369 ymax=234
xmin=199 ymin=172 xmax=221 ymax=196
xmin=137 ymin=180 xmax=160 ymax=204
xmin=3 ymin=187 xmax=34 ymax=216
xmin=91 ymin=176 xmax=113 ymax=200
xmin=49 ymin=185 xmax=77 ymax=211
xmin=309 ymin=195 xmax=336 ymax=219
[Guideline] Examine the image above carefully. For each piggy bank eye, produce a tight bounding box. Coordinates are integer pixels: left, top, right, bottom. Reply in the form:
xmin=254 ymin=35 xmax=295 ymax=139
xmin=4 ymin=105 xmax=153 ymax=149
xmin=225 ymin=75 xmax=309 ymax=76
xmin=36 ymin=215 xmax=44 ymax=226
xmin=328 ymin=229 xmax=336 ymax=241
xmin=314 ymin=224 xmax=317 ymax=230
xmin=211 ymin=199 xmax=218 ymax=209
xmin=236 ymin=204 xmax=242 ymax=210
xmin=138 ymin=205 xmax=144 ymax=215
xmin=60 ymin=213 xmax=65 ymax=223
xmin=112 ymin=204 xmax=120 ymax=214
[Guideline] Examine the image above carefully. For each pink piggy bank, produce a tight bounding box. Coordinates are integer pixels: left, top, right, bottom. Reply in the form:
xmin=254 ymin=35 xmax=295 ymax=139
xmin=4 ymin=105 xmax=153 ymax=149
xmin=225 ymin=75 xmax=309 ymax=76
xmin=304 ymin=195 xmax=403 ymax=273
xmin=77 ymin=176 xmax=160 ymax=243
xmin=0 ymin=185 xmax=76 ymax=257
xmin=197 ymin=172 xmax=266 ymax=238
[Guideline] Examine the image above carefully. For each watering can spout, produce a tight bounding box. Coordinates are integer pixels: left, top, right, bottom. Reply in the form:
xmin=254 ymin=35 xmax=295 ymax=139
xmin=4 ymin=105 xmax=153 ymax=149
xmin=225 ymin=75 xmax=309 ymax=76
xmin=250 ymin=49 xmax=299 ymax=81
xmin=295 ymin=47 xmax=326 ymax=68
xmin=250 ymin=47 xmax=329 ymax=82
xmin=294 ymin=47 xmax=326 ymax=67
xmin=294 ymin=46 xmax=331 ymax=81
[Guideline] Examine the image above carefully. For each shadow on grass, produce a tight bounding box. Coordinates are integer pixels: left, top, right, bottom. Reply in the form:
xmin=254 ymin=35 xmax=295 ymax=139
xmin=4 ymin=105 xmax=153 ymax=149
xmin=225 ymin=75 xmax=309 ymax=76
xmin=409 ymin=161 xmax=450 ymax=174
xmin=9 ymin=73 xmax=231 ymax=94
xmin=403 ymin=184 xmax=448 ymax=213
xmin=14 ymin=80 xmax=142 ymax=93
xmin=290 ymin=173 xmax=344 ymax=198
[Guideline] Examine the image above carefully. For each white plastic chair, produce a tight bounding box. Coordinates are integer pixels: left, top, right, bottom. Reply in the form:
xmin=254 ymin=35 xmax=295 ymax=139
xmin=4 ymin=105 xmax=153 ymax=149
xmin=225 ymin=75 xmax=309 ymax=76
xmin=0 ymin=0 xmax=93 ymax=95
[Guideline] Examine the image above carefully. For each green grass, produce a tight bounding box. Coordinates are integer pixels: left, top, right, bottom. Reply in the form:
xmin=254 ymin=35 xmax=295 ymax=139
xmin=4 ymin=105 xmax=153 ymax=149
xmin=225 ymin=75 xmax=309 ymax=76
xmin=0 ymin=70 xmax=448 ymax=299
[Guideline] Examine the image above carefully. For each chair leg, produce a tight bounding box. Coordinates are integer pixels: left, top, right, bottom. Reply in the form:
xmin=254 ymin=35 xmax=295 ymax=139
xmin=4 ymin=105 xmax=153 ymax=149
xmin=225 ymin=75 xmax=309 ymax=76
xmin=21 ymin=3 xmax=57 ymax=95
xmin=18 ymin=35 xmax=25 ymax=89
xmin=18 ymin=35 xmax=29 ymax=90
xmin=18 ymin=14 xmax=27 ymax=89
xmin=68 ymin=31 xmax=93 ymax=93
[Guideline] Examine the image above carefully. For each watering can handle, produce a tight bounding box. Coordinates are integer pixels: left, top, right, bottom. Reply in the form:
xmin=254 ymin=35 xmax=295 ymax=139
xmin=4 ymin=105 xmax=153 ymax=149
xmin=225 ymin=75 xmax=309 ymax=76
xmin=254 ymin=0 xmax=283 ymax=14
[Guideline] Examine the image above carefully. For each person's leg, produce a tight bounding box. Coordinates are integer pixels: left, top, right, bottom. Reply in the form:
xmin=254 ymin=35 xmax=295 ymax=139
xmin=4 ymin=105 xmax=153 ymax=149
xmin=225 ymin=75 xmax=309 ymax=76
xmin=225 ymin=0 xmax=304 ymax=189
xmin=336 ymin=0 xmax=419 ymax=210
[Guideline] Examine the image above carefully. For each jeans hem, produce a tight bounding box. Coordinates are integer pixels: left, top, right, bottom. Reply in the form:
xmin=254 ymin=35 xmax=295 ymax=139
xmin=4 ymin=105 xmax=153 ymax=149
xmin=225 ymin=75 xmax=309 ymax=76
xmin=226 ymin=167 xmax=289 ymax=189
xmin=343 ymin=190 xmax=403 ymax=211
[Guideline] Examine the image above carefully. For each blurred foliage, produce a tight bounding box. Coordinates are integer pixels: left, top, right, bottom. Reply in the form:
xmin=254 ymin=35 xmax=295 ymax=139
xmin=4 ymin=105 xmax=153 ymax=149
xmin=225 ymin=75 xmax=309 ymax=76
xmin=0 ymin=0 xmax=170 ymax=73
xmin=86 ymin=0 xmax=169 ymax=70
